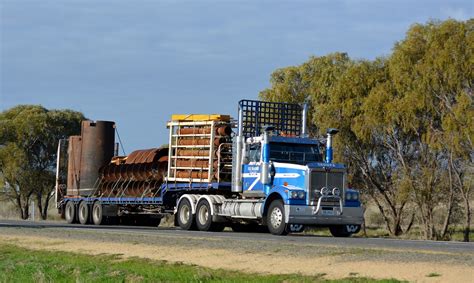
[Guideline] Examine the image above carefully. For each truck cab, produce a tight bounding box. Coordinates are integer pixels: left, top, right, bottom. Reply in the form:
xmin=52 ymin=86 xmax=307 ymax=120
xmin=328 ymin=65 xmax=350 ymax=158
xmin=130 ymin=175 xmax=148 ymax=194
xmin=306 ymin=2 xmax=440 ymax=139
xmin=226 ymin=100 xmax=364 ymax=236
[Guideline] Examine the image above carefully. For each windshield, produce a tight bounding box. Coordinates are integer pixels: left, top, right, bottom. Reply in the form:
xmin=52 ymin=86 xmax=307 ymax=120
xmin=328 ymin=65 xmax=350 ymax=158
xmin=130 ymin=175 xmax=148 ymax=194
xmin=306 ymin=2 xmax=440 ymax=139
xmin=269 ymin=142 xmax=323 ymax=164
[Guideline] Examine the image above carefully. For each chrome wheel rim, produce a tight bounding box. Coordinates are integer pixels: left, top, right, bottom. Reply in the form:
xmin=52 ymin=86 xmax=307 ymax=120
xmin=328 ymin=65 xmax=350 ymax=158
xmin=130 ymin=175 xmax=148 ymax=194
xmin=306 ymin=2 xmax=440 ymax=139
xmin=198 ymin=205 xmax=209 ymax=225
xmin=270 ymin=207 xmax=283 ymax=228
xmin=179 ymin=204 xmax=190 ymax=225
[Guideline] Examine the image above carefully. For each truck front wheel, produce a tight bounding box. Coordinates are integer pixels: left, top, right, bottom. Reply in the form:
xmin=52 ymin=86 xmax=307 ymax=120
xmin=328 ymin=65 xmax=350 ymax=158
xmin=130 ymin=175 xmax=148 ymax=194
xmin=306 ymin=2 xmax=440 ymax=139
xmin=177 ymin=198 xmax=196 ymax=230
xmin=267 ymin=200 xmax=288 ymax=236
xmin=65 ymin=201 xmax=76 ymax=224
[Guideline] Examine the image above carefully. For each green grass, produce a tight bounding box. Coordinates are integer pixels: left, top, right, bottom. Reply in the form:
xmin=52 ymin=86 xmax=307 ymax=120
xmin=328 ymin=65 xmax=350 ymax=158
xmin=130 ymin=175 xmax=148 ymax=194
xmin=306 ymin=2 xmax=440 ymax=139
xmin=0 ymin=244 xmax=403 ymax=283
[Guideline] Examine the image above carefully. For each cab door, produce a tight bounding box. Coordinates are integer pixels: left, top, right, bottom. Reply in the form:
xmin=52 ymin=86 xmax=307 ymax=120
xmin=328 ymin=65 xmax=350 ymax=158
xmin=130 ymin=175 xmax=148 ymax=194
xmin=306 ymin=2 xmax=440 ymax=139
xmin=242 ymin=143 xmax=264 ymax=194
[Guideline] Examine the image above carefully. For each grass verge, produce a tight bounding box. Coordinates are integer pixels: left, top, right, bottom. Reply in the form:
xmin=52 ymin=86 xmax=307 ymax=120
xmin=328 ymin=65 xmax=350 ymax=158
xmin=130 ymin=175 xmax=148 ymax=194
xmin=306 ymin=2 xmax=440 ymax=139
xmin=0 ymin=243 xmax=403 ymax=282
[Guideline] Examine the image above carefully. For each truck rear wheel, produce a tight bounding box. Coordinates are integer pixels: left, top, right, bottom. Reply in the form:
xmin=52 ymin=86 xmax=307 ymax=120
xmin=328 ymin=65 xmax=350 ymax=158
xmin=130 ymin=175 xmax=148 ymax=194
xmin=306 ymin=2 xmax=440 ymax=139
xmin=65 ymin=201 xmax=76 ymax=224
xmin=92 ymin=202 xmax=104 ymax=225
xmin=177 ymin=198 xmax=196 ymax=230
xmin=267 ymin=200 xmax=288 ymax=236
xmin=196 ymin=199 xmax=224 ymax=232
xmin=78 ymin=201 xmax=90 ymax=225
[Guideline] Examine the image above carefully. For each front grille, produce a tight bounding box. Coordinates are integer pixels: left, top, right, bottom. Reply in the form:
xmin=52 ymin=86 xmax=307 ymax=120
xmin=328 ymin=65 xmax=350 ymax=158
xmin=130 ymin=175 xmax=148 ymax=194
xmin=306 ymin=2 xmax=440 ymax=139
xmin=309 ymin=170 xmax=344 ymax=206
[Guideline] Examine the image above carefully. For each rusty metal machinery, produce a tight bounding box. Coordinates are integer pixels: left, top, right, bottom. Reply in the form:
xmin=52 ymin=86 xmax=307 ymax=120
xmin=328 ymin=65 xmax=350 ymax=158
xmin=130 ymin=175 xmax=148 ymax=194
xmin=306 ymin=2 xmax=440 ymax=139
xmin=66 ymin=121 xmax=115 ymax=196
xmin=79 ymin=121 xmax=116 ymax=195
xmin=65 ymin=116 xmax=232 ymax=198
xmin=65 ymin=120 xmax=169 ymax=198
xmin=66 ymin=135 xmax=82 ymax=196
xmin=96 ymin=148 xmax=168 ymax=197
xmin=167 ymin=117 xmax=233 ymax=183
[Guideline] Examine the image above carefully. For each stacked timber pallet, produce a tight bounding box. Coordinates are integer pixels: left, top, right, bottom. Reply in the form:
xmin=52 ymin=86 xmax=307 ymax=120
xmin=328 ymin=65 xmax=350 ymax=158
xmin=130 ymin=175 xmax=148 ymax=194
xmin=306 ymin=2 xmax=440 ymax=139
xmin=166 ymin=114 xmax=233 ymax=183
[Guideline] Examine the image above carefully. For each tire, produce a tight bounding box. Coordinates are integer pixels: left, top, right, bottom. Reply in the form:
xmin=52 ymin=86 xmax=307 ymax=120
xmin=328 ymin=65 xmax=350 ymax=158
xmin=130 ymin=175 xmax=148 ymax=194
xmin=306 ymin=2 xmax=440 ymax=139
xmin=78 ymin=201 xmax=90 ymax=225
xmin=177 ymin=198 xmax=196 ymax=230
xmin=329 ymin=225 xmax=360 ymax=237
xmin=92 ymin=202 xmax=104 ymax=225
xmin=286 ymin=224 xmax=305 ymax=234
xmin=196 ymin=199 xmax=212 ymax=231
xmin=267 ymin=200 xmax=288 ymax=235
xmin=65 ymin=201 xmax=76 ymax=224
xmin=196 ymin=199 xmax=222 ymax=232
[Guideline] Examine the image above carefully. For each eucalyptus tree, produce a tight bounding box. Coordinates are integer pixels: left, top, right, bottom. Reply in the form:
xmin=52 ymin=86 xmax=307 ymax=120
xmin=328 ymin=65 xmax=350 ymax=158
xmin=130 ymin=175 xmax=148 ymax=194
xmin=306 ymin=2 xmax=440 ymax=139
xmin=0 ymin=105 xmax=84 ymax=219
xmin=260 ymin=19 xmax=473 ymax=240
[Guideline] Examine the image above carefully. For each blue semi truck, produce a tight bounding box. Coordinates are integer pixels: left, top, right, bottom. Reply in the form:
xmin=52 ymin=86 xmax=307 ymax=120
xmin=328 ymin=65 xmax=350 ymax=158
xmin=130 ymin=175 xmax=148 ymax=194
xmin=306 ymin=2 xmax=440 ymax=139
xmin=55 ymin=99 xmax=363 ymax=236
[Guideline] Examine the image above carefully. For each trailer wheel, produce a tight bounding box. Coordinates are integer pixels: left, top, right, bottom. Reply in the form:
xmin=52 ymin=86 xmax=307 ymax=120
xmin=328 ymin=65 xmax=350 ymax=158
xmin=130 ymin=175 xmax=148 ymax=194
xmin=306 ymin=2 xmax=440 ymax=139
xmin=267 ymin=200 xmax=288 ymax=235
xmin=177 ymin=198 xmax=196 ymax=230
xmin=78 ymin=201 xmax=90 ymax=225
xmin=92 ymin=202 xmax=104 ymax=225
xmin=65 ymin=201 xmax=77 ymax=224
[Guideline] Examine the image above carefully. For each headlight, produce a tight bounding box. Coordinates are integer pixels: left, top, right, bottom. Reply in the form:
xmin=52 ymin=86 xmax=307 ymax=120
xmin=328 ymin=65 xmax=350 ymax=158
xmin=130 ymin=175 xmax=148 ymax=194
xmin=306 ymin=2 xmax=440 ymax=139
xmin=332 ymin=187 xmax=340 ymax=196
xmin=290 ymin=191 xmax=298 ymax=199
xmin=297 ymin=191 xmax=305 ymax=199
xmin=352 ymin=192 xmax=359 ymax=201
xmin=345 ymin=191 xmax=359 ymax=201
xmin=346 ymin=192 xmax=353 ymax=200
xmin=289 ymin=191 xmax=305 ymax=199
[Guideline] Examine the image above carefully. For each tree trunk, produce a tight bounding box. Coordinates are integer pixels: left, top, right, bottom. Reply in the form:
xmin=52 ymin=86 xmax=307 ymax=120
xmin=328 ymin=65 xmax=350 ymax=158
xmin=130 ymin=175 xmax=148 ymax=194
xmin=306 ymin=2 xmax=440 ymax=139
xmin=440 ymin=151 xmax=456 ymax=239
xmin=41 ymin=192 xmax=51 ymax=220
xmin=392 ymin=209 xmax=404 ymax=236
xmin=36 ymin=192 xmax=44 ymax=220
xmin=463 ymin=195 xmax=471 ymax=242
xmin=20 ymin=200 xmax=29 ymax=220
xmin=16 ymin=195 xmax=30 ymax=220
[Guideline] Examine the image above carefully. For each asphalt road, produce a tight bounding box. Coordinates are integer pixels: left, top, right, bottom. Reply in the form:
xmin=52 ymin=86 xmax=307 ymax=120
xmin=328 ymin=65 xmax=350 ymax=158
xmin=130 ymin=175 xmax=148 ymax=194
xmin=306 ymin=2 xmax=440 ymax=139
xmin=0 ymin=219 xmax=472 ymax=254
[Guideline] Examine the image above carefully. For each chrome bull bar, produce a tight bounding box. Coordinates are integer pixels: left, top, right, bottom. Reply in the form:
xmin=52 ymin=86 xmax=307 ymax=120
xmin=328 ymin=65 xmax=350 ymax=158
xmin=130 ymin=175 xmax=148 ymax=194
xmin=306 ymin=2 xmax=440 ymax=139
xmin=312 ymin=195 xmax=343 ymax=216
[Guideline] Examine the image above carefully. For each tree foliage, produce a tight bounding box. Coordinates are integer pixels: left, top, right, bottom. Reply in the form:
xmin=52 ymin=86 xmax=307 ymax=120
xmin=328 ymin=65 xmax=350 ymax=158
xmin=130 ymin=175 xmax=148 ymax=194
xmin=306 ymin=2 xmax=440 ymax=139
xmin=260 ymin=19 xmax=473 ymax=240
xmin=0 ymin=105 xmax=84 ymax=219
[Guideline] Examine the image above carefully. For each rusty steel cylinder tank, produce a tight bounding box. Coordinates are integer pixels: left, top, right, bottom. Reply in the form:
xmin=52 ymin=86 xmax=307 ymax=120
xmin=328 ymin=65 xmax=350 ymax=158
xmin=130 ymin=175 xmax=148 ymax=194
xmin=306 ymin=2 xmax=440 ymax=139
xmin=66 ymin=136 xmax=82 ymax=196
xmin=79 ymin=120 xmax=115 ymax=195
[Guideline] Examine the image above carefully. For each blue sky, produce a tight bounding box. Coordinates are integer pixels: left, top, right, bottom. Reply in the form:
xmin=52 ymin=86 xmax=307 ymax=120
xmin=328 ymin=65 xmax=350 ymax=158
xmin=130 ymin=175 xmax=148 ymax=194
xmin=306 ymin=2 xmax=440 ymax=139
xmin=1 ymin=0 xmax=472 ymax=152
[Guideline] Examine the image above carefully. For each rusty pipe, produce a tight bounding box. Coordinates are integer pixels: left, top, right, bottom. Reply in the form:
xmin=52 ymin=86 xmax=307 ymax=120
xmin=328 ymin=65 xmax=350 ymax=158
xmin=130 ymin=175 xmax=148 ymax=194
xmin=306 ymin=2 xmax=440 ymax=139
xmin=177 ymin=126 xmax=231 ymax=136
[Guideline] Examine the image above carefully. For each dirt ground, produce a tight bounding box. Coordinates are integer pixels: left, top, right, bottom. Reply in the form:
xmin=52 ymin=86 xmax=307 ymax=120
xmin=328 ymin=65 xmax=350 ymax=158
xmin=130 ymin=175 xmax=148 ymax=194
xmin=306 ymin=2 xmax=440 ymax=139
xmin=0 ymin=227 xmax=473 ymax=282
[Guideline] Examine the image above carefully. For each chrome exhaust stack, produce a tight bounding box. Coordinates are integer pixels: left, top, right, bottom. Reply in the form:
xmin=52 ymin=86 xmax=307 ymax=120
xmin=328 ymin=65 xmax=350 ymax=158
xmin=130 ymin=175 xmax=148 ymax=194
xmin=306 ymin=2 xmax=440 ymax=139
xmin=232 ymin=106 xmax=244 ymax=193
xmin=325 ymin=128 xmax=339 ymax=164
xmin=301 ymin=103 xmax=308 ymax=137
